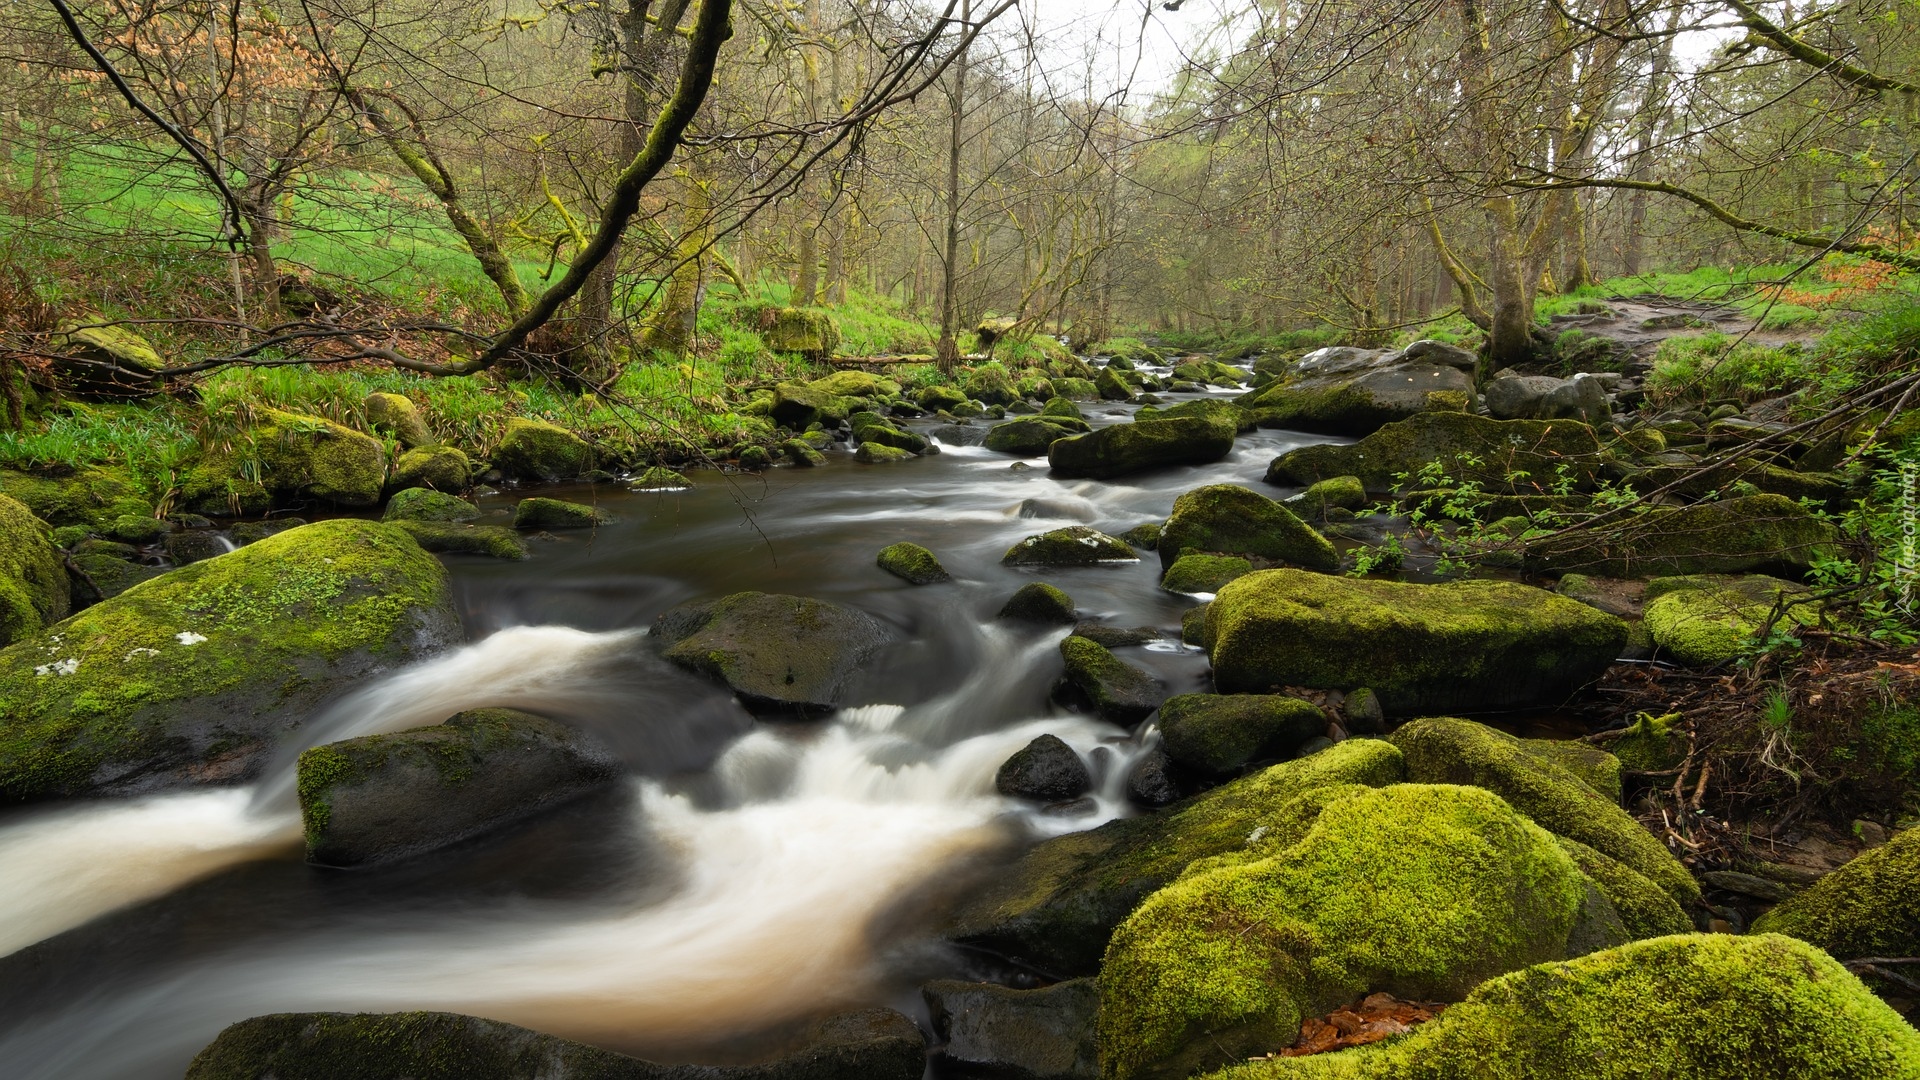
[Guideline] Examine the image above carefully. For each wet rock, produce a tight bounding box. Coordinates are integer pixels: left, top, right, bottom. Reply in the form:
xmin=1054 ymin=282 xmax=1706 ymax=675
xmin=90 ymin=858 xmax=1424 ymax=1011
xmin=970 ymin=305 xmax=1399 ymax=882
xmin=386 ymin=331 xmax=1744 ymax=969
xmin=1237 ymin=343 xmax=1476 ymax=436
xmin=650 ymin=592 xmax=894 ymax=714
xmin=383 ymin=488 xmax=480 ymax=523
xmin=737 ymin=445 xmax=773 ymax=471
xmin=1056 ymin=636 xmax=1163 ymax=725
xmin=1288 ymin=474 xmax=1367 ymax=521
xmin=492 ymin=418 xmax=593 ymax=482
xmin=876 ymin=541 xmax=950 ymax=585
xmin=1553 ymin=573 xmax=1643 ymax=618
xmin=1002 ymin=526 xmax=1137 ymax=567
xmin=0 ymin=520 xmax=460 ymax=802
xmin=632 ymin=466 xmax=693 ymax=491
xmin=298 ymin=709 xmax=620 ymax=867
xmin=855 ymin=442 xmax=916 ymax=464
xmin=187 ymin=1006 xmax=927 ymax=1080
xmin=985 ymin=417 xmax=1089 ymax=456
xmin=1157 ymin=693 xmax=1326 ymax=775
xmin=997 ymin=734 xmax=1092 ymax=801
xmin=1068 ymin=623 xmax=1159 ymax=648
xmin=1048 ymin=416 xmax=1236 ymax=480
xmin=1158 ymin=483 xmax=1338 ymax=571
xmin=229 ymin=517 xmax=306 ymax=545
xmin=68 ymin=551 xmax=164 ymax=604
xmin=851 ymin=413 xmax=928 ymax=454
xmin=387 ymin=445 xmax=471 ymax=494
xmin=947 ymin=739 xmax=1406 ymax=975
xmin=1266 ymin=412 xmax=1607 ymax=494
xmin=1124 ymin=747 xmax=1181 ymax=807
xmin=1017 ymin=497 xmax=1096 ymax=521
xmin=1159 ymin=553 xmax=1251 ymax=595
xmin=0 ymin=495 xmax=69 ymax=649
xmin=929 ymin=423 xmax=986 ymax=447
xmin=181 ymin=408 xmax=387 ymax=514
xmin=162 ymin=530 xmax=230 ymax=565
xmin=924 ymin=978 xmax=1100 ymax=1080
xmin=364 ymin=391 xmax=434 ymax=448
xmin=1120 ymin=522 xmax=1162 ymax=549
xmin=1526 ymin=494 xmax=1838 ymax=577
xmin=1701 ymin=870 xmax=1792 ymax=902
xmin=1751 ymin=826 xmax=1920 ymax=959
xmin=513 ymin=497 xmax=612 ymax=529
xmin=391 ymin=520 xmax=529 ymax=559
xmin=998 ymin=583 xmax=1077 ymax=624
xmin=1199 ymin=569 xmax=1626 ymax=715
xmin=781 ymin=439 xmax=827 ymax=467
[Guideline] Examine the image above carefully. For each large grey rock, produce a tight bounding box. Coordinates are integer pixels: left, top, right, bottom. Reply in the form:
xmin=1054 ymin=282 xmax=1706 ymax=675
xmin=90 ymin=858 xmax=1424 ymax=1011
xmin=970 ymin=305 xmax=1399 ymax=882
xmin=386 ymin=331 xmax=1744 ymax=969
xmin=186 ymin=1007 xmax=926 ymax=1080
xmin=1237 ymin=343 xmax=1476 ymax=436
xmin=650 ymin=592 xmax=894 ymax=714
xmin=924 ymin=979 xmax=1100 ymax=1080
xmin=297 ymin=709 xmax=620 ymax=867
xmin=1485 ymin=371 xmax=1610 ymax=426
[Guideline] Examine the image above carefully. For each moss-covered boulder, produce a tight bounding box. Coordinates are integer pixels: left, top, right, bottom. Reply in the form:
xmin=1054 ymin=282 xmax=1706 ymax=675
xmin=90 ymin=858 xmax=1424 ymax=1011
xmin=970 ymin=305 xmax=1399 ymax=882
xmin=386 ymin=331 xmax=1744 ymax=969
xmin=1211 ymin=934 xmax=1920 ymax=1080
xmin=1049 ymin=417 xmax=1237 ymax=480
xmin=1043 ymin=396 xmax=1086 ymax=421
xmin=1642 ymin=574 xmax=1819 ymax=666
xmin=513 ymin=497 xmax=610 ymax=529
xmin=1058 ymin=635 xmax=1163 ymax=725
xmin=851 ymin=412 xmax=929 ymax=454
xmin=1003 ymin=526 xmax=1138 ymax=567
xmin=781 ymin=439 xmax=827 ymax=466
xmin=1389 ymin=717 xmax=1697 ymax=904
xmin=1265 ymin=412 xmax=1608 ymax=494
xmin=0 ymin=495 xmax=69 ymax=649
xmin=1157 ymin=694 xmax=1325 ymax=775
xmin=1751 ymin=826 xmax=1920 ymax=959
xmin=809 ymin=370 xmax=898 ymax=398
xmin=491 ymin=418 xmax=592 ymax=482
xmin=985 ymin=417 xmax=1090 ymax=456
xmin=1554 ymin=835 xmax=1692 ymax=940
xmin=187 ymin=1006 xmax=928 ymax=1080
xmin=1290 ymin=475 xmax=1366 ymax=520
xmin=0 ymin=466 xmax=153 ymax=532
xmin=383 ymin=488 xmax=479 ymax=523
xmin=68 ymin=550 xmax=164 ymax=605
xmin=856 ymin=442 xmax=916 ymax=463
xmin=919 ymin=385 xmax=970 ymax=412
xmin=1157 ymin=484 xmax=1338 ymax=571
xmin=391 ymin=521 xmax=528 ymax=560
xmin=1135 ymin=398 xmax=1258 ymax=433
xmin=632 ymin=466 xmax=692 ymax=491
xmin=1236 ymin=346 xmax=1475 ymax=437
xmin=0 ymin=520 xmax=460 ymax=801
xmin=1160 ymin=553 xmax=1251 ymax=595
xmin=965 ymin=364 xmax=1019 ymax=406
xmin=999 ymin=582 xmax=1077 ymax=623
xmin=1055 ymin=377 xmax=1100 ymax=401
xmin=650 ymin=592 xmax=894 ymax=714
xmin=386 ymin=444 xmax=470 ymax=494
xmin=1201 ymin=570 xmax=1626 ymax=715
xmin=364 ymin=392 xmax=433 ymax=448
xmin=947 ymin=739 xmax=1407 ymax=974
xmin=1095 ymin=366 xmax=1136 ymax=401
xmin=1526 ymin=494 xmax=1839 ymax=578
xmin=1098 ymin=783 xmax=1624 ymax=1080
xmin=297 ymin=708 xmax=619 ymax=866
xmin=764 ymin=307 xmax=842 ymax=359
xmin=877 ymin=541 xmax=950 ymax=585
xmin=771 ymin=382 xmax=855 ymax=430
xmin=51 ymin=319 xmax=165 ymax=398
xmin=183 ymin=408 xmax=389 ymax=514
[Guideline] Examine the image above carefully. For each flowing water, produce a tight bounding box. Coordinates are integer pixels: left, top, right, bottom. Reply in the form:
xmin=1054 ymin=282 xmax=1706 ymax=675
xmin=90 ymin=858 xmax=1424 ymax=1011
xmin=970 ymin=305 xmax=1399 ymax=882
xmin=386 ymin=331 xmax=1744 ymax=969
xmin=0 ymin=385 xmax=1341 ymax=1079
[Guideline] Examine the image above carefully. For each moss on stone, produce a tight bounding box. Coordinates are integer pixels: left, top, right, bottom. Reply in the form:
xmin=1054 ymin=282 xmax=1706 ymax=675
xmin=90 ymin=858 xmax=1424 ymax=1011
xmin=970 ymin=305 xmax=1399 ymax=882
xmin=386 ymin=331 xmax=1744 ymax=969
xmin=387 ymin=445 xmax=470 ymax=494
xmin=650 ymin=591 xmax=894 ymax=714
xmin=1202 ymin=570 xmax=1627 ymax=715
xmin=1058 ymin=635 xmax=1163 ymax=724
xmin=763 ymin=307 xmax=842 ymax=357
xmin=364 ymin=392 xmax=434 ymax=448
xmin=1610 ymin=711 xmax=1687 ymax=772
xmin=1043 ymin=395 xmax=1085 ymax=420
xmin=69 ymin=551 xmax=164 ymax=602
xmin=1642 ymin=574 xmax=1818 ymax=666
xmin=0 ymin=494 xmax=69 ymax=648
xmin=1158 ymin=484 xmax=1338 ymax=571
xmin=0 ymin=466 xmax=154 ymax=530
xmin=513 ymin=497 xmax=610 ymax=529
xmin=964 ymin=363 xmax=1018 ymax=406
xmin=1135 ymin=398 xmax=1257 ymax=432
xmin=1122 ymin=522 xmax=1163 ymax=549
xmin=1751 ymin=826 xmax=1920 ymax=959
xmin=1553 ymin=835 xmax=1692 ymax=940
xmin=948 ymin=739 xmax=1407 ymax=975
xmin=1054 ymin=377 xmax=1100 ymax=401
xmin=383 ymin=488 xmax=479 ymax=523
xmin=632 ymin=466 xmax=692 ymax=490
xmin=390 ymin=520 xmax=528 ymax=560
xmin=1160 ymin=553 xmax=1253 ymax=595
xmin=1390 ymin=717 xmax=1698 ymax=905
xmin=1527 ymin=495 xmax=1839 ymax=578
xmin=1048 ymin=416 xmax=1238 ymax=480
xmin=852 ymin=413 xmax=930 ymax=454
xmin=1157 ymin=694 xmax=1326 ymax=775
xmin=1212 ymin=934 xmax=1920 ymax=1080
xmin=998 ymin=582 xmax=1076 ymax=623
xmin=808 ymin=370 xmax=897 ymax=398
xmin=855 ymin=442 xmax=916 ymax=463
xmin=781 ymin=439 xmax=827 ymax=466
xmin=919 ymin=385 xmax=970 ymax=412
xmin=877 ymin=541 xmax=950 ymax=585
xmin=491 ymin=418 xmax=592 ymax=482
xmin=1098 ymin=784 xmax=1607 ymax=1080
xmin=1264 ymin=412 xmax=1608 ymax=493
xmin=0 ymin=519 xmax=459 ymax=801
xmin=1520 ymin=738 xmax=1622 ymax=801
xmin=1003 ymin=526 xmax=1138 ymax=567
xmin=182 ymin=408 xmax=388 ymax=512
xmin=985 ymin=417 xmax=1089 ymax=456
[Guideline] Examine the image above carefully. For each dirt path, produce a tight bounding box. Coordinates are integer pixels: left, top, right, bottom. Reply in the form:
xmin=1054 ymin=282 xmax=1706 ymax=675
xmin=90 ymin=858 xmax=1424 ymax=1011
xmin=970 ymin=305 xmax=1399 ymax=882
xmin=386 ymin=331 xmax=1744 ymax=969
xmin=1549 ymin=295 xmax=1821 ymax=363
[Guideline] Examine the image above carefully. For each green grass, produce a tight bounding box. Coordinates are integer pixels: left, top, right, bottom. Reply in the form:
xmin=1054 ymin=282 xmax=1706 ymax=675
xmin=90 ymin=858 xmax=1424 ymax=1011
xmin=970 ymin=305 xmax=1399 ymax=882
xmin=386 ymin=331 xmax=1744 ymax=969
xmin=1646 ymin=333 xmax=1819 ymax=404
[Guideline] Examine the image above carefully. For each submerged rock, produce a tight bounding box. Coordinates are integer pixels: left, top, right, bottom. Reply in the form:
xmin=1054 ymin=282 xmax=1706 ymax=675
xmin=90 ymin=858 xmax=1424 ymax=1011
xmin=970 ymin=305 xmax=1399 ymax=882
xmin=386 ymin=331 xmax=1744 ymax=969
xmin=996 ymin=734 xmax=1092 ymax=801
xmin=1098 ymin=783 xmax=1628 ymax=1080
xmin=650 ymin=592 xmax=894 ymax=714
xmin=0 ymin=494 xmax=68 ymax=649
xmin=1002 ymin=526 xmax=1137 ymax=567
xmin=1048 ymin=417 xmax=1236 ymax=479
xmin=0 ymin=520 xmax=459 ymax=801
xmin=1237 ymin=343 xmax=1475 ymax=436
xmin=1751 ymin=825 xmax=1919 ymax=960
xmin=297 ymin=709 xmax=619 ymax=866
xmin=1211 ymin=934 xmax=1920 ymax=1080
xmin=1200 ymin=570 xmax=1626 ymax=716
xmin=1157 ymin=484 xmax=1337 ymax=571
xmin=187 ymin=1006 xmax=927 ymax=1080
xmin=998 ymin=582 xmax=1077 ymax=623
xmin=876 ymin=541 xmax=950 ymax=585
xmin=492 ymin=418 xmax=593 ymax=482
xmin=1157 ymin=693 xmax=1326 ymax=775
xmin=1056 ymin=635 xmax=1163 ymax=725
xmin=383 ymin=488 xmax=480 ymax=523
xmin=513 ymin=497 xmax=611 ymax=529
xmin=1526 ymin=494 xmax=1839 ymax=578
xmin=925 ymin=978 xmax=1100 ymax=1080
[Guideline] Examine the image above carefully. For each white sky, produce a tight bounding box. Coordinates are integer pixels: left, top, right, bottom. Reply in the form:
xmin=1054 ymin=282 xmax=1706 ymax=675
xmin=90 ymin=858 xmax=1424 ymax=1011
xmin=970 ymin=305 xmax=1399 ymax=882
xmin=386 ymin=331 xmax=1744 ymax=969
xmin=1012 ymin=0 xmax=1251 ymax=101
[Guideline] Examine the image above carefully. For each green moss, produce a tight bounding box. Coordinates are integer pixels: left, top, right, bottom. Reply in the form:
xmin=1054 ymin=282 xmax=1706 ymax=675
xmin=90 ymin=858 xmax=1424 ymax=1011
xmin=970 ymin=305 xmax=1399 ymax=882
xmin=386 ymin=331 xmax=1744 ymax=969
xmin=1554 ymin=835 xmax=1692 ymax=939
xmin=512 ymin=497 xmax=610 ymax=529
xmin=985 ymin=417 xmax=1088 ymax=455
xmin=807 ymin=370 xmax=896 ymax=398
xmin=1520 ymin=738 xmax=1622 ymax=801
xmin=963 ymin=363 xmax=1018 ymax=406
xmin=491 ymin=418 xmax=592 ymax=482
xmin=763 ymin=307 xmax=841 ymax=357
xmin=1214 ymin=934 xmax=1920 ymax=1080
xmin=182 ymin=408 xmax=387 ymax=512
xmin=1157 ymin=693 xmax=1326 ymax=774
xmin=1265 ymin=412 xmax=1608 ymax=493
xmin=1752 ymin=827 xmax=1920 ymax=959
xmin=0 ymin=494 xmax=69 ymax=648
xmin=1048 ymin=416 xmax=1238 ymax=480
xmin=57 ymin=321 xmax=164 ymax=371
xmin=1390 ymin=717 xmax=1698 ymax=905
xmin=1160 ymin=553 xmax=1252 ymax=595
xmin=383 ymin=488 xmax=479 ymax=523
xmin=387 ymin=445 xmax=469 ymax=493
xmin=1135 ymin=398 xmax=1256 ymax=432
xmin=1611 ymin=710 xmax=1686 ymax=772
xmin=1158 ymin=484 xmax=1338 ymax=571
xmin=0 ymin=519 xmax=457 ymax=801
xmin=1122 ymin=522 xmax=1163 ymax=549
xmin=918 ymin=385 xmax=969 ymax=412
xmin=1642 ymin=574 xmax=1818 ymax=666
xmin=1291 ymin=475 xmax=1366 ymax=520
xmin=0 ymin=466 xmax=154 ymax=530
xmin=364 ymin=392 xmax=433 ymax=448
xmin=948 ymin=739 xmax=1407 ymax=975
xmin=1003 ymin=526 xmax=1138 ymax=567
xmin=851 ymin=412 xmax=929 ymax=453
xmin=998 ymin=582 xmax=1076 ymax=623
xmin=1202 ymin=570 xmax=1627 ymax=715
xmin=1098 ymin=784 xmax=1604 ymax=1080
xmin=1059 ymin=635 xmax=1163 ymax=724
xmin=1042 ymin=395 xmax=1084 ymax=420
xmin=632 ymin=465 xmax=692 ymax=490
xmin=1054 ymin=377 xmax=1100 ymax=401
xmin=391 ymin=520 xmax=528 ymax=559
xmin=1527 ymin=495 xmax=1839 ymax=577
xmin=876 ymin=541 xmax=950 ymax=585
xmin=855 ymin=442 xmax=915 ymax=463
xmin=296 ymin=743 xmax=354 ymax=846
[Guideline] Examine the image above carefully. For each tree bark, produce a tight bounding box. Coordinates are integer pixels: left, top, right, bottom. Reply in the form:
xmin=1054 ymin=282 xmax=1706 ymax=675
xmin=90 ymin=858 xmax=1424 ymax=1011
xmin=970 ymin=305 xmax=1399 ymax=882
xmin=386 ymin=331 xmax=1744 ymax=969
xmin=934 ymin=0 xmax=972 ymax=374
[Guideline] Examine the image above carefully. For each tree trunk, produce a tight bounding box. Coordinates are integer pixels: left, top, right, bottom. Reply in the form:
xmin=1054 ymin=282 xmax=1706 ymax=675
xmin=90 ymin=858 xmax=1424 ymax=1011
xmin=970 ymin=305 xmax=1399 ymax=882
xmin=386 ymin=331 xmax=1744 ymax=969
xmin=934 ymin=0 xmax=972 ymax=375
xmin=641 ymin=156 xmax=710 ymax=356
